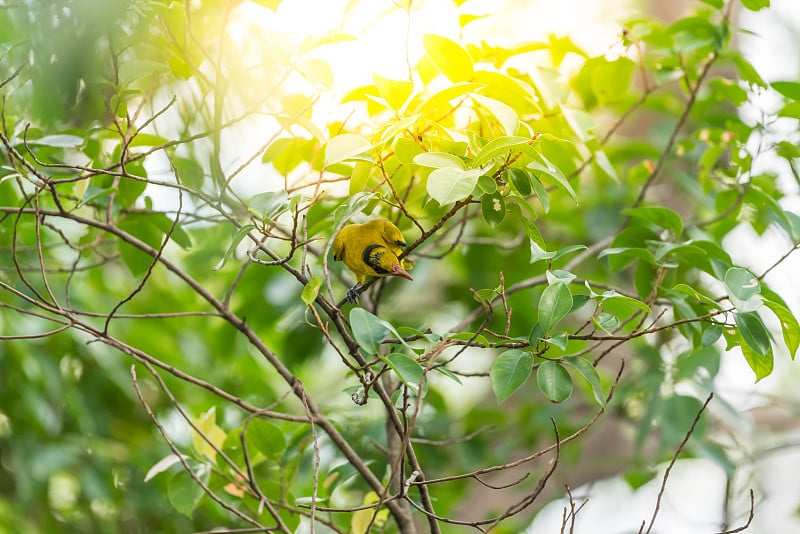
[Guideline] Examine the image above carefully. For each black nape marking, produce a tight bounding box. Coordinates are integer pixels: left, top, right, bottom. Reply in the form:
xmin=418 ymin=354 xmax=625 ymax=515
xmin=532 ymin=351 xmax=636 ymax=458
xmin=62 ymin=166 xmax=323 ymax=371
xmin=362 ymin=244 xmax=389 ymax=274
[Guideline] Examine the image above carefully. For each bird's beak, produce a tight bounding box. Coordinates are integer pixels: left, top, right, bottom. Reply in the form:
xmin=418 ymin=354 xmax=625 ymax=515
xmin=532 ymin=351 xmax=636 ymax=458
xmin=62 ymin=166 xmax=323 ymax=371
xmin=391 ymin=264 xmax=414 ymax=281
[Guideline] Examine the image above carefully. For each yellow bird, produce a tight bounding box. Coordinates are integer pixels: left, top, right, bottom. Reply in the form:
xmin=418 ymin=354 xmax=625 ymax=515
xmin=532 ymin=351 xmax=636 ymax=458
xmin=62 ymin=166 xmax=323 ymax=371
xmin=333 ymin=218 xmax=414 ymax=303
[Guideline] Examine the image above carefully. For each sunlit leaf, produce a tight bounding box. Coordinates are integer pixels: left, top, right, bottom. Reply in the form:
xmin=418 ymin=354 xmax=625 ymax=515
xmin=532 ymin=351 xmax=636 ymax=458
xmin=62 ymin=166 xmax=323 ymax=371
xmin=472 ymin=94 xmax=520 ymax=136
xmin=373 ymin=74 xmax=414 ymax=110
xmin=394 ymin=137 xmax=424 ymax=164
xmin=325 ymin=134 xmax=372 ymax=165
xmin=298 ymin=58 xmax=334 ymax=90
xmin=249 ymin=0 xmax=281 ymax=10
xmin=299 ymin=30 xmax=357 ymax=54
xmin=528 ymin=153 xmax=577 ymax=203
xmin=192 ymin=407 xmax=226 ymax=462
xmin=302 ymin=277 xmax=323 ymax=306
xmin=427 ymin=167 xmax=480 ymax=205
xmin=333 ymin=192 xmax=375 ymax=227
xmin=472 ymin=135 xmax=531 ymax=168
xmin=414 ymin=151 xmax=466 ymax=170
xmin=422 ymin=34 xmax=474 ymax=83
xmin=352 ymin=492 xmax=389 ymax=534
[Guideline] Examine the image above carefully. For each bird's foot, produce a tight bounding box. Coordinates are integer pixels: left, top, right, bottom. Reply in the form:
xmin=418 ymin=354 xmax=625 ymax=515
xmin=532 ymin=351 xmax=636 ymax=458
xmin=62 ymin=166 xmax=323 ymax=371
xmin=345 ymin=284 xmax=362 ymax=304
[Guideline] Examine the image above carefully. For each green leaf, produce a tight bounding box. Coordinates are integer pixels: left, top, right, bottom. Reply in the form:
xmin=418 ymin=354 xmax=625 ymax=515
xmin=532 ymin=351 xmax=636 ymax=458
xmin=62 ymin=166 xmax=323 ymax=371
xmin=472 ymin=136 xmax=531 ymax=168
xmin=333 ymin=192 xmax=375 ymax=228
xmin=763 ymin=299 xmax=799 ymax=359
xmin=490 ymin=349 xmax=533 ymax=403
xmin=481 ymin=192 xmax=506 ymax=227
xmin=701 ymin=324 xmax=723 ymax=346
xmin=471 ymin=94 xmax=520 ymax=136
xmin=394 ymin=137 xmax=423 ymax=164
xmin=547 ymin=269 xmax=576 ymax=285
xmin=592 ymin=312 xmax=619 ymax=334
xmin=528 ymin=153 xmax=577 ymax=203
xmin=350 ymin=308 xmax=389 ymax=354
xmin=476 ymin=175 xmax=497 ymax=194
xmin=422 ymin=34 xmax=474 ymax=83
xmin=413 ymin=151 xmax=466 ymax=170
xmin=325 ymin=134 xmax=372 ymax=165
xmin=302 ymin=277 xmax=323 ymax=306
xmin=622 ymin=206 xmax=683 ymax=236
xmin=507 ymin=168 xmax=532 ymax=196
xmin=724 ymin=267 xmax=761 ymax=304
xmin=536 ymin=361 xmax=573 ymax=403
xmin=248 ymin=191 xmax=291 ymax=221
xmin=552 ymin=244 xmax=588 ymax=262
xmin=538 ymin=282 xmax=573 ymax=334
xmin=736 ymin=311 xmax=771 ymax=356
xmin=565 ymin=357 xmax=605 ymax=407
xmin=545 ymin=332 xmax=569 ymax=350
xmin=741 ymin=339 xmax=774 ymax=381
xmin=348 ymin=161 xmax=373 ymax=196
xmin=117 ymin=216 xmax=168 ymax=276
xmin=601 ymin=291 xmax=652 ymax=314
xmin=213 ymin=225 xmax=255 ymax=271
xmin=27 ymin=134 xmax=83 ymax=147
xmin=777 ymin=102 xmax=800 ymax=120
xmin=530 ymin=174 xmax=549 ymax=212
xmin=771 ymin=81 xmax=800 ymax=100
xmin=168 ymin=466 xmax=208 ymax=518
xmin=384 ymin=353 xmax=425 ymax=389
xmin=415 ymin=82 xmax=484 ymax=116
xmin=247 ymin=418 xmax=286 ymax=459
xmin=373 ymin=74 xmax=414 ymax=110
xmin=522 ymin=218 xmax=556 ymax=264
xmin=741 ymin=0 xmax=769 ymax=10
xmin=434 ymin=365 xmax=463 ymax=384
xmin=594 ymin=150 xmax=619 ymax=182
xmin=427 ymin=168 xmax=480 ymax=205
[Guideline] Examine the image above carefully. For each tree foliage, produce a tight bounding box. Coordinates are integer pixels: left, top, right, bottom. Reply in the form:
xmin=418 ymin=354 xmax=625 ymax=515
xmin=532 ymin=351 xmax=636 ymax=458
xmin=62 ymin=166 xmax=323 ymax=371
xmin=0 ymin=0 xmax=797 ymax=532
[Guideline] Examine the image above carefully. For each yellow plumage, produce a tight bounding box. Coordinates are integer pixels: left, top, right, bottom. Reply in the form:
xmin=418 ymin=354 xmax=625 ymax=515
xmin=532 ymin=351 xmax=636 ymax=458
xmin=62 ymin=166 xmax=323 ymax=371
xmin=333 ymin=218 xmax=414 ymax=303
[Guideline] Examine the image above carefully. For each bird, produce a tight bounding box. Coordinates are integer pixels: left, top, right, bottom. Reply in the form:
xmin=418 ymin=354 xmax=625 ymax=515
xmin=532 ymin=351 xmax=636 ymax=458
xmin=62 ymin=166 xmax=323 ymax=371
xmin=333 ymin=218 xmax=414 ymax=303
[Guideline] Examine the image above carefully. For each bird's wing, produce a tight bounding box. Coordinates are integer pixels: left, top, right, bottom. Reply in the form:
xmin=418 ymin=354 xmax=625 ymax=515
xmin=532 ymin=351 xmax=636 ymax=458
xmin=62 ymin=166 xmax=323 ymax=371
xmin=333 ymin=230 xmax=346 ymax=261
xmin=380 ymin=219 xmax=407 ymax=248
